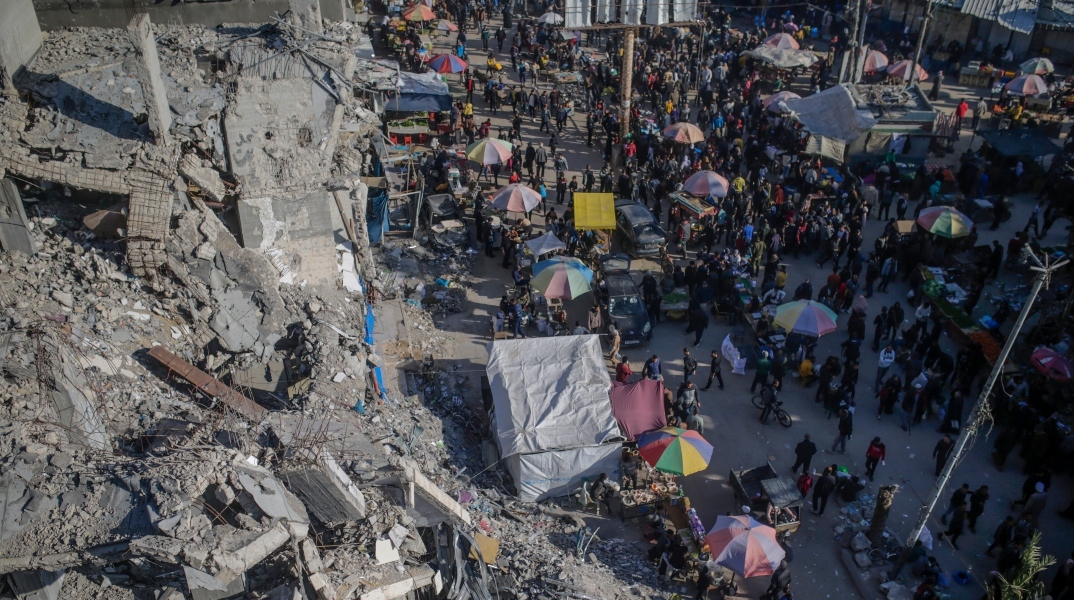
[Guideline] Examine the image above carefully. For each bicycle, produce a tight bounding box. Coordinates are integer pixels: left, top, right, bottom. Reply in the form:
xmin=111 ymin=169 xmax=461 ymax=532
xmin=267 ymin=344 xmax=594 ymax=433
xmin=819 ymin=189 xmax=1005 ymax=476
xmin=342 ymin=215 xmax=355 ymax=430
xmin=752 ymin=389 xmax=793 ymax=428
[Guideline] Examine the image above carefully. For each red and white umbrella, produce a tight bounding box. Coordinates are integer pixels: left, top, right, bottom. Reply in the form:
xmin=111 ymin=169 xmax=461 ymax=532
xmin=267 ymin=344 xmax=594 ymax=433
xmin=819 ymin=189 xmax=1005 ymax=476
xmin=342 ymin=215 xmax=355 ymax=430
xmin=762 ymin=91 xmax=801 ymax=113
xmin=863 ymin=49 xmax=889 ymax=73
xmin=682 ymin=170 xmax=729 ymax=198
xmin=886 ymin=59 xmax=928 ymax=81
xmin=762 ymin=33 xmax=800 ymax=50
xmin=1005 ymin=74 xmax=1048 ymax=96
xmin=436 ymin=19 xmax=459 ymax=31
xmin=663 ymin=122 xmax=706 ymax=144
xmin=705 ymin=515 xmax=786 ymax=578
xmin=490 ymin=184 xmax=542 ymax=213
xmin=1031 ymin=347 xmax=1074 ymax=381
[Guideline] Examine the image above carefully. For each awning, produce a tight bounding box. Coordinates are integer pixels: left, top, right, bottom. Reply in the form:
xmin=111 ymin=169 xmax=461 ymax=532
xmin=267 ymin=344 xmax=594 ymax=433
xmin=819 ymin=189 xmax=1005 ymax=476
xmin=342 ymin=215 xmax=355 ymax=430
xmin=609 ymin=379 xmax=667 ymax=442
xmin=804 ymin=134 xmax=847 ymax=163
xmin=977 ymin=128 xmax=1062 ymax=157
xmin=572 ymin=193 xmax=615 ymax=230
xmin=783 ymin=84 xmax=878 ymax=143
xmin=385 ymin=71 xmax=452 ymax=112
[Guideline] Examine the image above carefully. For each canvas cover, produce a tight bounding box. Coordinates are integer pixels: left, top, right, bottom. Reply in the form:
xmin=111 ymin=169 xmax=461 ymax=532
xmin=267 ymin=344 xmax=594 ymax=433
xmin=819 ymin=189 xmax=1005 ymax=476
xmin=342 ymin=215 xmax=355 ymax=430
xmin=595 ymin=0 xmax=615 ymax=22
xmin=609 ymin=379 xmax=667 ymax=441
xmin=783 ymin=84 xmax=877 ymax=144
xmin=744 ymin=45 xmax=818 ymax=69
xmin=486 ymin=336 xmax=620 ymax=458
xmin=804 ymin=134 xmax=847 ymax=163
xmin=507 ymin=444 xmax=622 ymax=501
xmin=564 ymin=0 xmax=592 ymax=28
xmin=622 ymin=0 xmax=643 ymax=24
xmin=673 ymin=0 xmax=698 ymax=22
xmin=385 ymin=71 xmax=452 ymax=112
xmin=646 ymin=0 xmax=669 ymax=25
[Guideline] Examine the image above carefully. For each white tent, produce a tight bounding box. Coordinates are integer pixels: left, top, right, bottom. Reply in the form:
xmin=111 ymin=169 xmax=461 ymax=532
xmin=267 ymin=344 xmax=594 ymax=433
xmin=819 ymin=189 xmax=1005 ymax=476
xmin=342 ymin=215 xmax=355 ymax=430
xmin=782 ymin=84 xmax=877 ymax=144
xmin=744 ymin=45 xmax=818 ymax=69
xmin=485 ymin=335 xmax=623 ymax=501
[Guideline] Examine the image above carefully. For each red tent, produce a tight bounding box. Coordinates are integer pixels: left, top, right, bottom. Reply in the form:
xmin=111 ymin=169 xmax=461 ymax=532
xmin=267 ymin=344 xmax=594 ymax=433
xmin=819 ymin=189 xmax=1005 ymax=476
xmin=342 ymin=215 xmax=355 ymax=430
xmin=610 ymin=379 xmax=667 ymax=441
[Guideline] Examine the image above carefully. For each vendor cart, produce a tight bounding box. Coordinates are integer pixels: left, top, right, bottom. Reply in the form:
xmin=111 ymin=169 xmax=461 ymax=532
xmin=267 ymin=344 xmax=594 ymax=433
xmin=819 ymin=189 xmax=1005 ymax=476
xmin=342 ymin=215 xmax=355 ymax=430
xmin=668 ymin=191 xmax=717 ymax=220
xmin=729 ymin=462 xmax=802 ymax=541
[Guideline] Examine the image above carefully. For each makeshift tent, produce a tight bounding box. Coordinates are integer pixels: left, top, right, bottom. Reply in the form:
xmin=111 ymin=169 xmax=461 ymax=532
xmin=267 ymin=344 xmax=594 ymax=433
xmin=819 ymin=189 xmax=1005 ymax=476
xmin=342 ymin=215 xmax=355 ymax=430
xmin=804 ymin=135 xmax=847 ymax=163
xmin=385 ymin=71 xmax=452 ymax=112
xmin=977 ymin=128 xmax=1062 ymax=158
xmin=783 ymin=84 xmax=877 ymax=143
xmin=609 ymin=379 xmax=667 ymax=442
xmin=572 ymin=193 xmax=615 ymax=230
xmin=486 ymin=336 xmax=623 ymax=501
xmin=743 ymin=46 xmax=818 ymax=69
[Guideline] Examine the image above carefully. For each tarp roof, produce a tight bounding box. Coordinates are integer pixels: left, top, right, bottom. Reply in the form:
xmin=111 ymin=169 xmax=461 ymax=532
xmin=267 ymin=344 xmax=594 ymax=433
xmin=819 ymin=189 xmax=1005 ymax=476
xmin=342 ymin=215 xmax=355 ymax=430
xmin=609 ymin=379 xmax=667 ymax=442
xmin=804 ymin=134 xmax=847 ymax=163
xmin=783 ymin=84 xmax=878 ymax=143
xmin=486 ymin=336 xmax=620 ymax=457
xmin=573 ymin=193 xmax=615 ymax=230
xmin=978 ymin=128 xmax=1062 ymax=157
xmin=744 ymin=45 xmax=819 ymax=69
xmin=961 ymin=0 xmax=1038 ymax=34
xmin=385 ymin=71 xmax=452 ymax=112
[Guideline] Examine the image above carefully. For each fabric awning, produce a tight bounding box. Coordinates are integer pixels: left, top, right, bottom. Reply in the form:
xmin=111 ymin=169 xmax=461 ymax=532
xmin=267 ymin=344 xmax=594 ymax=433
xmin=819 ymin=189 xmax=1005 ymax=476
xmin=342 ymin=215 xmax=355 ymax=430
xmin=572 ymin=193 xmax=615 ymax=230
xmin=804 ymin=134 xmax=847 ymax=163
xmin=609 ymin=379 xmax=667 ymax=441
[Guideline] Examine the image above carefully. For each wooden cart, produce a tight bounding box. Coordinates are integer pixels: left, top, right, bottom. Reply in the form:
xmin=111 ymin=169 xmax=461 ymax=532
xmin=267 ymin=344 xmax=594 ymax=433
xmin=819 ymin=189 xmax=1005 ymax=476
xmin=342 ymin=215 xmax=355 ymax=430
xmin=729 ymin=462 xmax=802 ymax=541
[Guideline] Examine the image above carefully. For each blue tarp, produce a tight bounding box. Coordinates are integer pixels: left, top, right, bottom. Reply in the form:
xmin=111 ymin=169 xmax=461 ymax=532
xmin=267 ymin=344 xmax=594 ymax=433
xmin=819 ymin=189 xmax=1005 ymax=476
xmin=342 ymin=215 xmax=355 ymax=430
xmin=367 ymin=189 xmax=389 ymax=245
xmin=363 ymin=302 xmax=387 ymax=407
xmin=385 ymin=71 xmax=452 ymax=112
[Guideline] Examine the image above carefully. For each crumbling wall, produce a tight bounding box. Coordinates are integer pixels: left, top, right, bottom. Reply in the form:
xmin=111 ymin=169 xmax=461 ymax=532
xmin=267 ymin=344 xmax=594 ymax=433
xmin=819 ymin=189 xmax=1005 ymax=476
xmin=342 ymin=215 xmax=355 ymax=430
xmin=0 ymin=0 xmax=42 ymax=91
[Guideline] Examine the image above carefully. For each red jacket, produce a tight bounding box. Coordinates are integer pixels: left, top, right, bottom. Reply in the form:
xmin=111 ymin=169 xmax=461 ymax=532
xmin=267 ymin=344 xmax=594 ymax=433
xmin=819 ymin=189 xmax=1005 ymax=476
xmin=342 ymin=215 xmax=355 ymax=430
xmin=615 ymin=363 xmax=632 ymax=383
xmin=866 ymin=442 xmax=886 ymax=461
xmin=796 ymin=473 xmax=813 ymax=495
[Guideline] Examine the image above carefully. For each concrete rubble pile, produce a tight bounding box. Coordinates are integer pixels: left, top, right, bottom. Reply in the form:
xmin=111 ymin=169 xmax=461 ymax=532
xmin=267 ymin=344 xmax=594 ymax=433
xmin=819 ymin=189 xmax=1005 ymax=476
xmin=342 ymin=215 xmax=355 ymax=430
xmin=0 ymin=4 xmax=673 ymax=599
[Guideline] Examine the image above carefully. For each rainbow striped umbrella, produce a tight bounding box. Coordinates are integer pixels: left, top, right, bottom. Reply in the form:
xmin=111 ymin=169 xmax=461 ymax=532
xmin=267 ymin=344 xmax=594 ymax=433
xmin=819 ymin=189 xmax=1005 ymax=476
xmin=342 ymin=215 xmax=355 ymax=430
xmin=531 ymin=256 xmax=593 ymax=299
xmin=637 ymin=427 xmax=713 ymax=476
xmin=773 ymin=300 xmax=838 ymax=337
xmin=705 ymin=515 xmax=786 ymax=578
xmin=428 ymin=53 xmax=467 ymax=73
xmin=465 ymin=138 xmax=513 ymax=165
xmin=403 ymin=4 xmax=436 ymax=21
xmin=916 ymin=206 xmax=973 ymax=238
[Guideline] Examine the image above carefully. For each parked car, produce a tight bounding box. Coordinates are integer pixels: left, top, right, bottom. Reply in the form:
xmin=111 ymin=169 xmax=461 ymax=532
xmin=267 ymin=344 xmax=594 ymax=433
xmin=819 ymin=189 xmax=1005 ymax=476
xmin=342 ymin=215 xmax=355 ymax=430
xmin=597 ymin=254 xmax=651 ymax=346
xmin=421 ymin=193 xmax=468 ymax=248
xmin=614 ymin=199 xmax=666 ymax=257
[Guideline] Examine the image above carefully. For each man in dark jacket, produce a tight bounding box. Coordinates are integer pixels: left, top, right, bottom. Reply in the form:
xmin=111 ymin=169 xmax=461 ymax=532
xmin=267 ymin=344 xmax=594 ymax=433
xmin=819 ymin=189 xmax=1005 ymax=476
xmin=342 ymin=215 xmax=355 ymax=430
xmin=703 ymin=350 xmax=724 ymax=391
xmin=682 ymin=348 xmax=698 ymax=383
xmin=937 ymin=500 xmax=967 ymax=549
xmin=791 ymin=434 xmax=817 ymax=474
xmin=688 ymin=308 xmax=709 ymax=347
xmin=933 ymin=434 xmax=955 ymax=476
xmin=812 ymin=467 xmax=838 ymax=515
xmin=832 ymin=409 xmax=853 ymax=453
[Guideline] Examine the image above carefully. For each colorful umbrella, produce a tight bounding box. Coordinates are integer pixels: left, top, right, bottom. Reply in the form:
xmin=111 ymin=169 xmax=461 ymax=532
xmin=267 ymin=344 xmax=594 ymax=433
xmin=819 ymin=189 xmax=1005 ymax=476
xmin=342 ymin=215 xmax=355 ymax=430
xmin=1031 ymin=347 xmax=1074 ymax=382
xmin=490 ymin=183 xmax=541 ymax=213
xmin=428 ymin=53 xmax=467 ymax=73
xmin=403 ymin=4 xmax=436 ymax=21
xmin=762 ymin=33 xmax=800 ymax=50
xmin=530 ymin=256 xmax=593 ymax=299
xmin=1020 ymin=57 xmax=1054 ymax=75
xmin=525 ymin=231 xmax=566 ymax=256
xmin=637 ymin=427 xmax=713 ymax=476
xmin=916 ymin=206 xmax=974 ymax=238
xmin=863 ymin=49 xmax=889 ymax=73
xmin=773 ymin=300 xmax=839 ymax=337
xmin=537 ymin=11 xmax=564 ymax=23
xmin=1005 ymin=74 xmax=1048 ymax=96
xmin=762 ymin=91 xmax=800 ymax=112
xmin=886 ymin=59 xmax=928 ymax=81
xmin=436 ymin=19 xmax=459 ymax=31
xmin=465 ymin=138 xmax=513 ymax=165
xmin=682 ymin=170 xmax=730 ymax=198
xmin=705 ymin=515 xmax=786 ymax=578
xmin=663 ymin=122 xmax=706 ymax=144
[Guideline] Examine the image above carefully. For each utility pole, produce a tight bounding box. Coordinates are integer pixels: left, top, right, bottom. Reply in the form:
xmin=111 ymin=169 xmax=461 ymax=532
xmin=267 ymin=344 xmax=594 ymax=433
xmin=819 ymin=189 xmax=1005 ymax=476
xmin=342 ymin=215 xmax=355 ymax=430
xmin=618 ymin=27 xmax=636 ymax=158
xmin=839 ymin=0 xmax=860 ymax=83
xmin=853 ymin=0 xmax=870 ymax=83
xmin=893 ymin=249 xmax=1067 ymax=573
xmin=906 ymin=0 xmax=932 ymax=89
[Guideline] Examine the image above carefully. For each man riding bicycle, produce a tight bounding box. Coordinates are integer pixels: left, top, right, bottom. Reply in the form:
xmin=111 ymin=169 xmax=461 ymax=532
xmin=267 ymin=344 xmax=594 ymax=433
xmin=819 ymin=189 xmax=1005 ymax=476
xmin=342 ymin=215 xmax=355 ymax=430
xmin=758 ymin=384 xmax=780 ymax=424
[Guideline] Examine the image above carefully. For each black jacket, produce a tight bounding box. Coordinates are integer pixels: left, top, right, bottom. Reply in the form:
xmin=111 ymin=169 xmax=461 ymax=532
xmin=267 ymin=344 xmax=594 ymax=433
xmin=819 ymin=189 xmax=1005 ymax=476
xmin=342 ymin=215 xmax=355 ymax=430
xmin=794 ymin=439 xmax=818 ymax=459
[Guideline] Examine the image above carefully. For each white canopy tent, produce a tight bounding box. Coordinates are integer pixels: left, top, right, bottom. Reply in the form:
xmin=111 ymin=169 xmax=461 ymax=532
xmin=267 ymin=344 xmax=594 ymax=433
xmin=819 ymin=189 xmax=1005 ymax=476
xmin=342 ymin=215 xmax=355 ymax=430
xmin=485 ymin=335 xmax=623 ymax=501
xmin=783 ymin=84 xmax=878 ymax=143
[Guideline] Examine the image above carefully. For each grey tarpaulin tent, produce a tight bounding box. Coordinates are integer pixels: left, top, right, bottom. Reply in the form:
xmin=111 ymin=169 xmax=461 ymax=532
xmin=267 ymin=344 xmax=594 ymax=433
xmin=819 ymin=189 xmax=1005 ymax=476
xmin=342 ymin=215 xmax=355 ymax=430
xmin=744 ymin=45 xmax=819 ymax=69
xmin=485 ymin=335 xmax=623 ymax=501
xmin=804 ymin=135 xmax=847 ymax=163
xmin=783 ymin=84 xmax=878 ymax=143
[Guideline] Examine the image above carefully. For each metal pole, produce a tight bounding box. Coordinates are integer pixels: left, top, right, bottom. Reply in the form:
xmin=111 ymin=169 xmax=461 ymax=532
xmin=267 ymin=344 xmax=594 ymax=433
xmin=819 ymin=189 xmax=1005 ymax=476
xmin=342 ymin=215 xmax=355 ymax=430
xmin=897 ymin=250 xmax=1068 ymax=558
xmin=907 ymin=0 xmax=932 ymax=89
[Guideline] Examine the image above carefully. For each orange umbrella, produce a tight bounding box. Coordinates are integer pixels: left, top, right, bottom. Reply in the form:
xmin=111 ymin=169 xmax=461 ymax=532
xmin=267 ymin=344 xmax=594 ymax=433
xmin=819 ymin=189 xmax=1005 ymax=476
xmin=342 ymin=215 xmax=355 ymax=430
xmin=403 ymin=4 xmax=436 ymax=21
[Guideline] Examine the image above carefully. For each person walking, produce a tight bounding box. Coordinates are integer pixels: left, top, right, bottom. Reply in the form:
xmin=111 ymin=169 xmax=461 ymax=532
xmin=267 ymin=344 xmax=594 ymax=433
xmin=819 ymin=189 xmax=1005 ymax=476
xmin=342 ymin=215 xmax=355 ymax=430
xmin=832 ymin=409 xmax=853 ymax=454
xmin=1022 ymin=481 xmax=1048 ymax=529
xmin=702 ymin=350 xmax=724 ymax=391
xmin=936 ymin=500 xmax=967 ymax=549
xmin=642 ymin=354 xmax=663 ymax=381
xmin=812 ymin=467 xmax=837 ymax=515
xmin=940 ymin=483 xmax=971 ymax=524
xmin=766 ymin=561 xmax=791 ymax=598
xmin=681 ymin=347 xmax=699 ymax=384
xmin=751 ymin=351 xmax=772 ymax=392
xmin=933 ymin=434 xmax=955 ymax=476
xmin=688 ymin=307 xmax=709 ymax=347
xmin=876 ymin=344 xmax=895 ymax=388
xmin=967 ymin=485 xmax=989 ymax=533
xmin=615 ymin=357 xmax=632 ymax=383
xmin=985 ymin=516 xmax=1015 ymax=556
xmin=864 ymin=437 xmax=886 ymax=481
xmin=872 ymin=307 xmax=888 ymax=351
xmin=607 ymin=322 xmax=621 ymax=365
xmin=791 ymin=434 xmax=818 ymax=474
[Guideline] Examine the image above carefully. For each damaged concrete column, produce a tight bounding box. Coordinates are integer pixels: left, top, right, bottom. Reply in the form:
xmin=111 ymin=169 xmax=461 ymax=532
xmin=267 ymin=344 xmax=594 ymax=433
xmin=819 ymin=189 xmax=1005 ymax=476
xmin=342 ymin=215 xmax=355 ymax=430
xmin=289 ymin=0 xmax=324 ymax=34
xmin=126 ymin=14 xmax=172 ymax=146
xmin=0 ymin=179 xmax=37 ymax=256
xmin=0 ymin=0 xmax=42 ymax=94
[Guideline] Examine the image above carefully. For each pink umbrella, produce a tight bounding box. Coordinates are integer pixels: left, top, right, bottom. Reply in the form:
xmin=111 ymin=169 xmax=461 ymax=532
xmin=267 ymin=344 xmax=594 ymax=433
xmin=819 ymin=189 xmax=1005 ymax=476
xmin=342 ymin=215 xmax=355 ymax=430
xmin=1005 ymin=74 xmax=1048 ymax=95
xmin=490 ymin=184 xmax=542 ymax=213
xmin=683 ymin=170 xmax=730 ymax=198
xmin=863 ymin=49 xmax=889 ymax=73
xmin=886 ymin=59 xmax=928 ymax=81
xmin=762 ymin=91 xmax=801 ymax=112
xmin=705 ymin=515 xmax=786 ymax=579
xmin=1031 ymin=347 xmax=1074 ymax=382
xmin=762 ymin=33 xmax=800 ymax=50
xmin=783 ymin=22 xmax=800 ymax=32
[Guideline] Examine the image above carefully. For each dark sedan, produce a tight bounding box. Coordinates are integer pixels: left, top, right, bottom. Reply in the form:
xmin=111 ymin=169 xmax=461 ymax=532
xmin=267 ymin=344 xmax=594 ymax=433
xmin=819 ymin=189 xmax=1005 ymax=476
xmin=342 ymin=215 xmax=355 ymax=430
xmin=598 ymin=254 xmax=651 ymax=346
xmin=614 ymin=199 xmax=666 ymax=257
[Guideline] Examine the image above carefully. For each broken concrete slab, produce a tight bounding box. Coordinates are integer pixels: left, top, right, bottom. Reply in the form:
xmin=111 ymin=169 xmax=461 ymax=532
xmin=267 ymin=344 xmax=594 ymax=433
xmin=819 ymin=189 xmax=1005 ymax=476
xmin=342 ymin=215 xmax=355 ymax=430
xmin=0 ymin=0 xmax=42 ymax=92
xmin=398 ymin=458 xmax=472 ymax=527
xmin=179 ymin=154 xmax=227 ymax=203
xmin=6 ymin=568 xmax=65 ymax=600
xmin=183 ymin=566 xmax=245 ymax=600
xmin=44 ymin=337 xmax=110 ymax=452
xmin=126 ymin=14 xmax=172 ymax=146
xmin=357 ymin=565 xmax=436 ymax=600
xmin=281 ymin=454 xmax=366 ymax=527
xmin=210 ymin=288 xmax=263 ymax=352
xmin=0 ymin=180 xmax=37 ymax=256
xmin=211 ymin=521 xmax=291 ymax=575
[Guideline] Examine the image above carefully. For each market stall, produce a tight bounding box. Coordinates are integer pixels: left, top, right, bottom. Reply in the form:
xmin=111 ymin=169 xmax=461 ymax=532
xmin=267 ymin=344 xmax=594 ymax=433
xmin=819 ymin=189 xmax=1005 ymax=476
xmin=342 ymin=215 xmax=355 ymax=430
xmin=729 ymin=463 xmax=802 ymax=541
xmin=573 ymin=192 xmax=615 ymax=262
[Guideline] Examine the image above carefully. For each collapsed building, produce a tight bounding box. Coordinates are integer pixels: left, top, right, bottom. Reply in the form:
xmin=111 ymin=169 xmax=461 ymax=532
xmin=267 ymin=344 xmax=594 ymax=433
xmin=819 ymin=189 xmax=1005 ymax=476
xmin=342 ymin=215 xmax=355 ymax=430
xmin=0 ymin=2 xmax=677 ymax=599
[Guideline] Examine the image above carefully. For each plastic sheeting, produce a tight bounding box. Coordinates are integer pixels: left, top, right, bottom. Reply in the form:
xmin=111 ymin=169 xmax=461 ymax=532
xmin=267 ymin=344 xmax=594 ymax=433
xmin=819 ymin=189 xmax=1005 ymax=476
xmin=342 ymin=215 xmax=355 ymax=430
xmin=646 ymin=0 xmax=669 ymax=26
xmin=507 ymin=444 xmax=622 ymax=502
xmin=804 ymin=134 xmax=847 ymax=163
xmin=367 ymin=189 xmax=389 ymax=245
xmin=744 ymin=46 xmax=819 ymax=69
xmin=672 ymin=0 xmax=697 ymax=22
xmin=384 ymin=71 xmax=452 ymax=112
xmin=782 ymin=84 xmax=877 ymax=144
xmin=565 ymin=0 xmax=591 ymax=28
xmin=622 ymin=0 xmax=643 ymax=25
xmin=596 ymin=0 xmax=614 ymax=22
xmin=487 ymin=336 xmax=620 ymax=457
xmin=610 ymin=379 xmax=667 ymax=441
